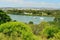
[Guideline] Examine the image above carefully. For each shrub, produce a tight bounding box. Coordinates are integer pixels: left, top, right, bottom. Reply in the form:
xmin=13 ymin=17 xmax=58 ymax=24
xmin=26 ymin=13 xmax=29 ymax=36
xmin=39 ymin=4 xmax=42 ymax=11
xmin=49 ymin=32 xmax=60 ymax=40
xmin=28 ymin=24 xmax=39 ymax=35
xmin=29 ymin=21 xmax=50 ymax=35
xmin=0 ymin=12 xmax=11 ymax=24
xmin=39 ymin=21 xmax=50 ymax=31
xmin=35 ymin=21 xmax=50 ymax=35
xmin=29 ymin=21 xmax=34 ymax=24
xmin=52 ymin=32 xmax=60 ymax=40
xmin=41 ymin=25 xmax=59 ymax=39
xmin=0 ymin=33 xmax=22 ymax=40
xmin=0 ymin=22 xmax=36 ymax=40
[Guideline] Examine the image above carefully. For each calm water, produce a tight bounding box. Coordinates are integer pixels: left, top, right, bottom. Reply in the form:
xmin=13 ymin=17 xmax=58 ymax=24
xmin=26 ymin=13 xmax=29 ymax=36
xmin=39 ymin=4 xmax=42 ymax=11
xmin=8 ymin=14 xmax=55 ymax=24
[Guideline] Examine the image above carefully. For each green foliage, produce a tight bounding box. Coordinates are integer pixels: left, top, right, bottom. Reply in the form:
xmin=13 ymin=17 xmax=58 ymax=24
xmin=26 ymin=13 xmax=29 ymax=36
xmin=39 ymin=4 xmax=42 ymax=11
xmin=28 ymin=24 xmax=39 ymax=35
xmin=39 ymin=21 xmax=50 ymax=31
xmin=41 ymin=26 xmax=59 ymax=39
xmin=28 ymin=21 xmax=50 ymax=35
xmin=53 ymin=32 xmax=60 ymax=40
xmin=0 ymin=9 xmax=60 ymax=40
xmin=0 ymin=33 xmax=22 ymax=40
xmin=49 ymin=32 xmax=60 ymax=40
xmin=54 ymin=17 xmax=60 ymax=23
xmin=0 ymin=10 xmax=4 ymax=13
xmin=35 ymin=21 xmax=50 ymax=35
xmin=0 ymin=22 xmax=36 ymax=40
xmin=29 ymin=21 xmax=33 ymax=24
xmin=0 ymin=12 xmax=11 ymax=24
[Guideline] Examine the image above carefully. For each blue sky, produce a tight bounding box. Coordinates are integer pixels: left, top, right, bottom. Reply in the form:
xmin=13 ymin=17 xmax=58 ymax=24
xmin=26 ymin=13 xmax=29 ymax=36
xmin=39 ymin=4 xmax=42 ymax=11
xmin=0 ymin=0 xmax=60 ymax=8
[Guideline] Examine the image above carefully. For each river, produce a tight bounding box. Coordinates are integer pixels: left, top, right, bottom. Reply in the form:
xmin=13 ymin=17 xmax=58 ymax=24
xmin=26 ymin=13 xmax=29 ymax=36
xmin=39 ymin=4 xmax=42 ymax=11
xmin=8 ymin=14 xmax=55 ymax=24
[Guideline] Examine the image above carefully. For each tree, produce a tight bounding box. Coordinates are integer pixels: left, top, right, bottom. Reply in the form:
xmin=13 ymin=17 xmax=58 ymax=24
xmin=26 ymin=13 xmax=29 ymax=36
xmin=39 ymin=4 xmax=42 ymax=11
xmin=0 ymin=10 xmax=11 ymax=24
xmin=41 ymin=26 xmax=59 ymax=39
xmin=29 ymin=21 xmax=34 ymax=24
xmin=0 ymin=22 xmax=37 ymax=40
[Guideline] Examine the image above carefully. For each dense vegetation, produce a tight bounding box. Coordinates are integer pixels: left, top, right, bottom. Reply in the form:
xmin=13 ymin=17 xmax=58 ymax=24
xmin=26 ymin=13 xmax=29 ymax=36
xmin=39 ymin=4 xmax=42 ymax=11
xmin=0 ymin=10 xmax=11 ymax=24
xmin=6 ymin=9 xmax=60 ymax=16
xmin=0 ymin=9 xmax=60 ymax=40
xmin=0 ymin=22 xmax=37 ymax=40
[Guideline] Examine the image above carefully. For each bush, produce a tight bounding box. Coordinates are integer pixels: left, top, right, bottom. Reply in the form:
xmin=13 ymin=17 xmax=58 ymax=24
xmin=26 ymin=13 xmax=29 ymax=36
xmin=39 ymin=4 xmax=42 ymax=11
xmin=0 ymin=12 xmax=11 ymax=24
xmin=29 ymin=21 xmax=33 ymax=24
xmin=0 ymin=22 xmax=36 ymax=40
xmin=49 ymin=32 xmax=60 ymax=40
xmin=52 ymin=32 xmax=60 ymax=40
xmin=28 ymin=24 xmax=39 ymax=35
xmin=0 ymin=33 xmax=22 ymax=40
xmin=28 ymin=21 xmax=50 ymax=35
xmin=41 ymin=25 xmax=59 ymax=39
xmin=39 ymin=21 xmax=50 ymax=31
xmin=34 ymin=21 xmax=50 ymax=35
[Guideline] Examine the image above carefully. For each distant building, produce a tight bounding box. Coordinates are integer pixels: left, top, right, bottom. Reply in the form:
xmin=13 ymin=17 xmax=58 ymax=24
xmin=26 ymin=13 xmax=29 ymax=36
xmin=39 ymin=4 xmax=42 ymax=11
xmin=24 ymin=12 xmax=32 ymax=15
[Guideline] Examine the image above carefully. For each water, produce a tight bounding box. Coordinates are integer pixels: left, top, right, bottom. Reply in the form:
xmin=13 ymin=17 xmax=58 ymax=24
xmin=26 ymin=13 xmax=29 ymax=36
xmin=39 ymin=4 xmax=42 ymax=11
xmin=8 ymin=14 xmax=55 ymax=24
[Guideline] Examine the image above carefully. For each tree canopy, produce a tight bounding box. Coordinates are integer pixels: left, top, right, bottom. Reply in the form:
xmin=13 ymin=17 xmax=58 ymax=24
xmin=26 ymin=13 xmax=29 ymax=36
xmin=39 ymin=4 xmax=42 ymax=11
xmin=0 ymin=10 xmax=11 ymax=24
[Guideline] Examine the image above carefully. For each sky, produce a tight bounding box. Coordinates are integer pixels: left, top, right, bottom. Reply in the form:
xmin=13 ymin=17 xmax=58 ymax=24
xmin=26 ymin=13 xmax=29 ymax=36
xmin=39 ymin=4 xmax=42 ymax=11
xmin=0 ymin=0 xmax=60 ymax=8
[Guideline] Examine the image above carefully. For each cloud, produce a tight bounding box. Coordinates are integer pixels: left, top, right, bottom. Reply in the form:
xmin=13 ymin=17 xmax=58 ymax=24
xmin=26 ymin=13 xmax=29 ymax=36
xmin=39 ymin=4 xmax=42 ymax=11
xmin=21 ymin=2 xmax=60 ymax=8
xmin=0 ymin=0 xmax=24 ymax=3
xmin=0 ymin=0 xmax=60 ymax=8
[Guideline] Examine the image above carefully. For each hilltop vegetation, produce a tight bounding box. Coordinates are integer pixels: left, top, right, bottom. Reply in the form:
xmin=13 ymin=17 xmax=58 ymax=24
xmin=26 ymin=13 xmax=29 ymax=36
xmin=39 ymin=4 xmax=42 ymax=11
xmin=0 ymin=22 xmax=37 ymax=40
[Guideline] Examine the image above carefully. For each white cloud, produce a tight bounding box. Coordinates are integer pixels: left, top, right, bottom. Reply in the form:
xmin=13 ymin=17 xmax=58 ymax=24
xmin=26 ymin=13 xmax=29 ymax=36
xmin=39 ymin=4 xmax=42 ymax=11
xmin=0 ymin=0 xmax=60 ymax=8
xmin=21 ymin=2 xmax=60 ymax=8
xmin=0 ymin=0 xmax=24 ymax=3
